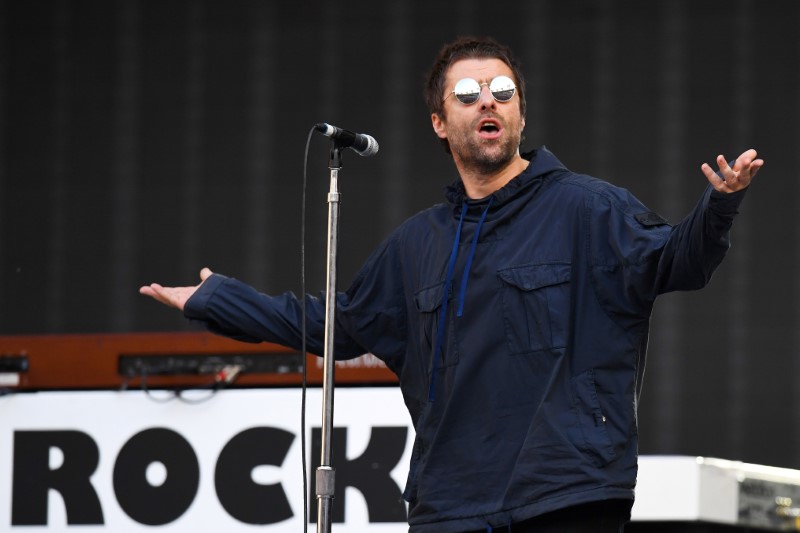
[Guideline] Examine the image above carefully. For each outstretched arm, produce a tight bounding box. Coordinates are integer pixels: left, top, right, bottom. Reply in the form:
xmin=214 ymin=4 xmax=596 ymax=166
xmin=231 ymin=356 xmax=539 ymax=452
xmin=139 ymin=268 xmax=368 ymax=356
xmin=649 ymin=148 xmax=764 ymax=295
xmin=139 ymin=267 xmax=213 ymax=311
xmin=701 ymin=148 xmax=764 ymax=193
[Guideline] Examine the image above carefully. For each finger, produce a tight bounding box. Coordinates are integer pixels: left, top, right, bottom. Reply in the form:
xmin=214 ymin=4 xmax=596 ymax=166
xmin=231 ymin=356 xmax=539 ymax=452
xmin=139 ymin=284 xmax=171 ymax=307
xmin=718 ymin=154 xmax=748 ymax=186
xmin=139 ymin=285 xmax=154 ymax=297
xmin=139 ymin=283 xmax=163 ymax=297
xmin=737 ymin=159 xmax=763 ymax=186
xmin=748 ymin=158 xmax=764 ymax=180
xmin=700 ymin=162 xmax=717 ymax=182
xmin=200 ymin=267 xmax=213 ymax=281
xmin=716 ymin=154 xmax=733 ymax=176
xmin=739 ymin=148 xmax=758 ymax=165
xmin=701 ymin=162 xmax=732 ymax=192
xmin=733 ymin=152 xmax=754 ymax=175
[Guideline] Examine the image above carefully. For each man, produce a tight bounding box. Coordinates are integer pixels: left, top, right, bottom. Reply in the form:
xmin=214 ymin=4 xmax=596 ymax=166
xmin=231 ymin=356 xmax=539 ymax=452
xmin=141 ymin=37 xmax=763 ymax=532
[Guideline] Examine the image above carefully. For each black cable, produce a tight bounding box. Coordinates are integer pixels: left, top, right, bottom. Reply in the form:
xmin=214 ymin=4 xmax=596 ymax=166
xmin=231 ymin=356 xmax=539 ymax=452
xmin=138 ymin=369 xmax=225 ymax=404
xmin=139 ymin=370 xmax=175 ymax=403
xmin=300 ymin=125 xmax=315 ymax=533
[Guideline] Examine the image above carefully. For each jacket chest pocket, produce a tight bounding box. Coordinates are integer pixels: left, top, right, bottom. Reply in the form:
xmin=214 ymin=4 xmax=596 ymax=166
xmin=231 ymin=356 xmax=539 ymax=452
xmin=414 ymin=282 xmax=459 ymax=368
xmin=497 ymin=263 xmax=571 ymax=355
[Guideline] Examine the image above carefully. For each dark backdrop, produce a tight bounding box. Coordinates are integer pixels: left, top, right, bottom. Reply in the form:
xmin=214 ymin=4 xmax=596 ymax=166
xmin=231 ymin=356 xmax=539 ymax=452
xmin=2 ymin=0 xmax=799 ymax=470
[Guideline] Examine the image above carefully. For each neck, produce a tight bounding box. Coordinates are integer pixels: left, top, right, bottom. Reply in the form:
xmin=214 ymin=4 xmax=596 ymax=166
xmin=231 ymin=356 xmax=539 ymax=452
xmin=455 ymin=153 xmax=529 ymax=199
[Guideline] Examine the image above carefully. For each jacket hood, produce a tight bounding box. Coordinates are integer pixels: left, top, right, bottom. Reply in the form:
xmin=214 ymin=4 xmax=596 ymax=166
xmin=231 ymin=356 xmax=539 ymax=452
xmin=443 ymin=146 xmax=568 ymax=212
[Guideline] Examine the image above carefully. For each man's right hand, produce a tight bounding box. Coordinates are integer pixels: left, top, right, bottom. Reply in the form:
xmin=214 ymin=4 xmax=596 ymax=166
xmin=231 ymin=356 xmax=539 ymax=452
xmin=139 ymin=267 xmax=214 ymax=311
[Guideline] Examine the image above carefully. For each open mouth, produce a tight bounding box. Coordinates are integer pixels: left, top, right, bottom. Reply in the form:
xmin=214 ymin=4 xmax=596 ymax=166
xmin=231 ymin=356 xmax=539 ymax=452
xmin=477 ymin=118 xmax=502 ymax=138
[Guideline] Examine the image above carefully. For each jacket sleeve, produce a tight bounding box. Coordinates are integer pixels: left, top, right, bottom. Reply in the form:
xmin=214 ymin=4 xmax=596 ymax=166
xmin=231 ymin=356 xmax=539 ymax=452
xmin=183 ymin=231 xmax=408 ymax=365
xmin=590 ymin=183 xmax=747 ymax=320
xmin=336 ymin=231 xmax=409 ymax=372
xmin=183 ymin=274 xmax=362 ymax=358
xmin=654 ymin=186 xmax=747 ymax=295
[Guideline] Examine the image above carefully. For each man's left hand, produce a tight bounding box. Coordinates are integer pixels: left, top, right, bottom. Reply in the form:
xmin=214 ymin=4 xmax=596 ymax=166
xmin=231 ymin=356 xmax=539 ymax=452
xmin=701 ymin=148 xmax=764 ymax=193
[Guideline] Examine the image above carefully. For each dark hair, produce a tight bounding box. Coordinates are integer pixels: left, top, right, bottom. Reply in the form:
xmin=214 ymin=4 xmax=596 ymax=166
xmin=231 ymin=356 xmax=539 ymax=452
xmin=424 ymin=36 xmax=527 ymax=153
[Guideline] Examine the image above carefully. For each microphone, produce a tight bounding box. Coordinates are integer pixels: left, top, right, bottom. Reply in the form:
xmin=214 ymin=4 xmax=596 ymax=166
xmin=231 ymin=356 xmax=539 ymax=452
xmin=315 ymin=123 xmax=379 ymax=157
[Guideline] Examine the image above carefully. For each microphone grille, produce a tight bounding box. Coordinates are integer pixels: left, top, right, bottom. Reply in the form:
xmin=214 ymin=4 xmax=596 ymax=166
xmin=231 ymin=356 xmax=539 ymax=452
xmin=361 ymin=135 xmax=379 ymax=157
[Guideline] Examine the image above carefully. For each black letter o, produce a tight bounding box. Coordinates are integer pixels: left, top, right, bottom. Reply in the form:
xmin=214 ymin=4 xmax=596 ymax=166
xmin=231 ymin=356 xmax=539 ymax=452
xmin=113 ymin=428 xmax=199 ymax=525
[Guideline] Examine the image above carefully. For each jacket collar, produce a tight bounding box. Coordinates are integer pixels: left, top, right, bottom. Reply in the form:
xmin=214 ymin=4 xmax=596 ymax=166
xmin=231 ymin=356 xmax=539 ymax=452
xmin=444 ymin=146 xmax=567 ymax=211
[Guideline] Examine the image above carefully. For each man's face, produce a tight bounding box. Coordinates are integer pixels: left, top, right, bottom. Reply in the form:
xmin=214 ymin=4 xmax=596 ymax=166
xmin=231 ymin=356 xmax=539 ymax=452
xmin=432 ymin=58 xmax=525 ymax=175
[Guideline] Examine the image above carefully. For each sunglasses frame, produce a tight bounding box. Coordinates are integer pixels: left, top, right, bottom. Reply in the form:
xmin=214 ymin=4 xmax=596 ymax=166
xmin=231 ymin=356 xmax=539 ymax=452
xmin=444 ymin=75 xmax=517 ymax=105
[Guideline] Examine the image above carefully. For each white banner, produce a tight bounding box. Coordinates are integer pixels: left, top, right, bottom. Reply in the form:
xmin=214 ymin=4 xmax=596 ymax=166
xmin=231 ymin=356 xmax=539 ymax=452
xmin=5 ymin=387 xmax=773 ymax=532
xmin=0 ymin=388 xmax=413 ymax=532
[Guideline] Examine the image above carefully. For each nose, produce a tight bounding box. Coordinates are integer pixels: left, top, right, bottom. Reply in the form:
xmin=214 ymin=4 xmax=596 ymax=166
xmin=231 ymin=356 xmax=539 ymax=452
xmin=478 ymin=84 xmax=496 ymax=110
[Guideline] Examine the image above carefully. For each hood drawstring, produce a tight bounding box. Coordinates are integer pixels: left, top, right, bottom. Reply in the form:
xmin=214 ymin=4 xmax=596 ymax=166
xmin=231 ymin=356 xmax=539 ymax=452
xmin=427 ymin=202 xmax=465 ymax=402
xmin=428 ymin=197 xmax=493 ymax=402
xmin=457 ymin=196 xmax=493 ymax=317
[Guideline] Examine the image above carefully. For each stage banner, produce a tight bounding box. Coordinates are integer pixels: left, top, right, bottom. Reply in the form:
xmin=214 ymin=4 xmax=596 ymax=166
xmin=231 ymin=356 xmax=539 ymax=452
xmin=0 ymin=388 xmax=414 ymax=532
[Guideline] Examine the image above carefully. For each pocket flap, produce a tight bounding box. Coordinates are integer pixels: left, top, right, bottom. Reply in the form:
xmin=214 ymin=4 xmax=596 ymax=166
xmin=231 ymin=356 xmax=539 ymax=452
xmin=497 ymin=263 xmax=571 ymax=291
xmin=414 ymin=282 xmax=445 ymax=312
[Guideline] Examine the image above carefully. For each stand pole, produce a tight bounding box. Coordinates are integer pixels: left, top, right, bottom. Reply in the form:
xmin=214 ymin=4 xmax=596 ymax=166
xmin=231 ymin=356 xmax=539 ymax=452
xmin=316 ymin=145 xmax=343 ymax=533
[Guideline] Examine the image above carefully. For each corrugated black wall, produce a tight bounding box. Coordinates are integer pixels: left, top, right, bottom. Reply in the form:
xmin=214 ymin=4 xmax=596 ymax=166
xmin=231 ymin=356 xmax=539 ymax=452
xmin=2 ymin=0 xmax=799 ymax=470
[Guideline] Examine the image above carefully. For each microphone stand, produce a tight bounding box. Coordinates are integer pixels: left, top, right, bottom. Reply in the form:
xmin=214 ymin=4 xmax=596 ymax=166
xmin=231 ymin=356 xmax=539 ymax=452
xmin=315 ymin=142 xmax=344 ymax=533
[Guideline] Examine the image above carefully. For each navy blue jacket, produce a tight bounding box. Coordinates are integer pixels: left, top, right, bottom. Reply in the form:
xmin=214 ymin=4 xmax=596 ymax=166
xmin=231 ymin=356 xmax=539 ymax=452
xmin=185 ymin=147 xmax=746 ymax=531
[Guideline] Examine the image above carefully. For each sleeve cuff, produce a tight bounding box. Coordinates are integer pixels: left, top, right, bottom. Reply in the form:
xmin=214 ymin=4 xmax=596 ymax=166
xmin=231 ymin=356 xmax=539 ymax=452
xmin=708 ymin=186 xmax=748 ymax=214
xmin=184 ymin=273 xmax=228 ymax=320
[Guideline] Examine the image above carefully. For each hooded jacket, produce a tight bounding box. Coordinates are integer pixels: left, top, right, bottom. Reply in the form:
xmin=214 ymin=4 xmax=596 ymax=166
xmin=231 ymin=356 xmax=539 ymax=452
xmin=185 ymin=147 xmax=745 ymax=531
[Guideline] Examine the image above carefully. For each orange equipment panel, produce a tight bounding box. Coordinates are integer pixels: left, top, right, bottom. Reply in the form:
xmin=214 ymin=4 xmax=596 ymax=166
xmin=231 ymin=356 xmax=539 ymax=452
xmin=0 ymin=332 xmax=397 ymax=390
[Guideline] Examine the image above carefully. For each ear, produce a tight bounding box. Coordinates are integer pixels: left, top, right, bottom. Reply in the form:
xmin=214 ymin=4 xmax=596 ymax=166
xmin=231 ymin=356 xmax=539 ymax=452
xmin=431 ymin=113 xmax=447 ymax=140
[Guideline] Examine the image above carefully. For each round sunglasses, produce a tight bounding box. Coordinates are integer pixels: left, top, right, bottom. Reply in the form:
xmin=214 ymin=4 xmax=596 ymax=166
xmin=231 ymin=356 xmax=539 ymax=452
xmin=444 ymin=75 xmax=517 ymax=105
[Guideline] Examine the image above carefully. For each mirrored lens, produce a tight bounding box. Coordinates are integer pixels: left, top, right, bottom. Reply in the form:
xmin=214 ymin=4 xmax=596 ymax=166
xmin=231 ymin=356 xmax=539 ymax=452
xmin=450 ymin=76 xmax=516 ymax=105
xmin=452 ymin=78 xmax=482 ymax=105
xmin=489 ymin=76 xmax=516 ymax=102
